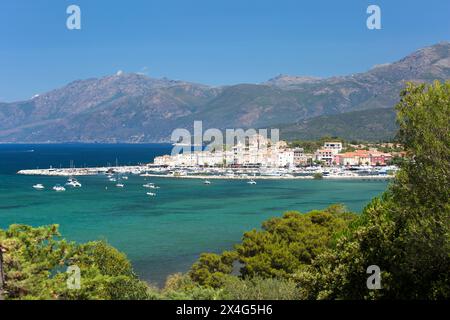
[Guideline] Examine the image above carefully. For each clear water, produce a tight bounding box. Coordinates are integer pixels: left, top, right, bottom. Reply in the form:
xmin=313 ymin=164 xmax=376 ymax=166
xmin=0 ymin=144 xmax=388 ymax=285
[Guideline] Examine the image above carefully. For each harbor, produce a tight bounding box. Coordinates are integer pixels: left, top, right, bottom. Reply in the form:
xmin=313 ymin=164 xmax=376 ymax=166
xmin=17 ymin=165 xmax=395 ymax=180
xmin=16 ymin=136 xmax=399 ymax=182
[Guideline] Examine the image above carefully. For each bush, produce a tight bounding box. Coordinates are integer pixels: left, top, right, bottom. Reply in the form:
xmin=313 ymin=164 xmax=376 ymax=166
xmin=313 ymin=172 xmax=323 ymax=179
xmin=221 ymin=277 xmax=301 ymax=300
xmin=0 ymin=225 xmax=154 ymax=300
xmin=189 ymin=205 xmax=356 ymax=286
xmin=162 ymin=273 xmax=224 ymax=300
xmin=189 ymin=251 xmax=238 ymax=288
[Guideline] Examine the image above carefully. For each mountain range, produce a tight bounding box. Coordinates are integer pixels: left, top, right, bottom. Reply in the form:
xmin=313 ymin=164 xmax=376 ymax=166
xmin=0 ymin=42 xmax=449 ymax=143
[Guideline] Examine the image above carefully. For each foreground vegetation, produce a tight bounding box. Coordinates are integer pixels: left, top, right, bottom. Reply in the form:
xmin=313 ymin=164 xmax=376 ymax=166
xmin=0 ymin=81 xmax=449 ymax=300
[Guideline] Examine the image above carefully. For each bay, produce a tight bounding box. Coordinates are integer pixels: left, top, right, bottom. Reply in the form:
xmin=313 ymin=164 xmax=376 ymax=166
xmin=0 ymin=144 xmax=388 ymax=285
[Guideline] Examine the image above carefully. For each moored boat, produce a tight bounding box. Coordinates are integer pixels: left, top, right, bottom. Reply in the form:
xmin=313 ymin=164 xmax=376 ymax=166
xmin=52 ymin=185 xmax=66 ymax=192
xmin=66 ymin=178 xmax=82 ymax=187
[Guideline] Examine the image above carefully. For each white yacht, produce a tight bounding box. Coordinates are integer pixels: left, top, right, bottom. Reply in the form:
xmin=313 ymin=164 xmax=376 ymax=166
xmin=52 ymin=185 xmax=66 ymax=192
xmin=33 ymin=184 xmax=45 ymax=190
xmin=146 ymin=192 xmax=156 ymax=196
xmin=204 ymin=180 xmax=211 ymax=185
xmin=66 ymin=178 xmax=82 ymax=188
xmin=143 ymin=183 xmax=154 ymax=188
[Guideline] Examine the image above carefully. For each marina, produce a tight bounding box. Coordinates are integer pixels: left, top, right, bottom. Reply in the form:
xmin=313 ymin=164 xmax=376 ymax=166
xmin=15 ymin=137 xmax=398 ymax=182
xmin=17 ymin=165 xmax=396 ymax=180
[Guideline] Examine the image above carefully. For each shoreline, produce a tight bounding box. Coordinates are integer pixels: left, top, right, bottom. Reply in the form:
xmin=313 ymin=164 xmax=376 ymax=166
xmin=138 ymin=174 xmax=392 ymax=180
xmin=17 ymin=167 xmax=394 ymax=180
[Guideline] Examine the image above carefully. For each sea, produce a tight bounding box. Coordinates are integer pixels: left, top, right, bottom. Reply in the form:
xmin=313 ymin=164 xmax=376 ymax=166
xmin=0 ymin=144 xmax=388 ymax=285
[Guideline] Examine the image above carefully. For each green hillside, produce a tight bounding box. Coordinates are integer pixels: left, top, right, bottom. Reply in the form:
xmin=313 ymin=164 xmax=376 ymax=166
xmin=280 ymin=108 xmax=397 ymax=142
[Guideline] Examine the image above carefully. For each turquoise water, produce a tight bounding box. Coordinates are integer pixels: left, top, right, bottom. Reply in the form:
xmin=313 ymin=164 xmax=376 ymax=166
xmin=0 ymin=144 xmax=388 ymax=285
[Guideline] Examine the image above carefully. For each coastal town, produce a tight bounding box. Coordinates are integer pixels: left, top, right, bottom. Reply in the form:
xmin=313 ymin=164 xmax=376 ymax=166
xmin=18 ymin=135 xmax=402 ymax=180
xmin=154 ymin=135 xmax=401 ymax=168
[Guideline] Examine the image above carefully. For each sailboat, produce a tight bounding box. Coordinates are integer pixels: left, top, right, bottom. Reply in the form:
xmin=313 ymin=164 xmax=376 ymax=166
xmin=115 ymin=175 xmax=124 ymax=187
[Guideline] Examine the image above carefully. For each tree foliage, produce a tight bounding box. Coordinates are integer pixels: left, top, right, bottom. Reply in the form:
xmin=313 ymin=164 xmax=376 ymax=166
xmin=190 ymin=251 xmax=237 ymax=288
xmin=220 ymin=276 xmax=301 ymax=300
xmin=189 ymin=204 xmax=357 ymax=287
xmin=296 ymin=81 xmax=450 ymax=299
xmin=235 ymin=205 xmax=356 ymax=280
xmin=0 ymin=224 xmax=153 ymax=300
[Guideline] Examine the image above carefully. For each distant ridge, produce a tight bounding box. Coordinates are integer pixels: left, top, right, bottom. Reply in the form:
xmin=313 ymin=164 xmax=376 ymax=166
xmin=0 ymin=42 xmax=449 ymax=143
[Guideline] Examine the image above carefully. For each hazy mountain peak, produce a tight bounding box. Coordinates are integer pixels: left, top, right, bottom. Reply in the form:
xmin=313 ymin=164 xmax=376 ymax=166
xmin=364 ymin=42 xmax=450 ymax=82
xmin=265 ymin=74 xmax=322 ymax=87
xmin=370 ymin=63 xmax=392 ymax=70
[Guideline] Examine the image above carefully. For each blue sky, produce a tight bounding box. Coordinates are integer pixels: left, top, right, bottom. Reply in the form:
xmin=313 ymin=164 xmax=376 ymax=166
xmin=0 ymin=0 xmax=449 ymax=101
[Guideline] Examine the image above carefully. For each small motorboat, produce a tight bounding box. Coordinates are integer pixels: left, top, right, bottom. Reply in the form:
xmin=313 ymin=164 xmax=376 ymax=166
xmin=204 ymin=180 xmax=211 ymax=185
xmin=143 ymin=183 xmax=154 ymax=188
xmin=247 ymin=179 xmax=257 ymax=185
xmin=115 ymin=183 xmax=125 ymax=188
xmin=52 ymin=185 xmax=66 ymax=192
xmin=146 ymin=192 xmax=156 ymax=196
xmin=33 ymin=184 xmax=45 ymax=190
xmin=66 ymin=178 xmax=82 ymax=187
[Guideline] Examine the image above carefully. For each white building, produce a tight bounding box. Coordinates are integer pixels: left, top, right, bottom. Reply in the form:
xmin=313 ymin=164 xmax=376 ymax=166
xmin=153 ymin=134 xmax=297 ymax=168
xmin=324 ymin=142 xmax=343 ymax=155
xmin=277 ymin=151 xmax=295 ymax=167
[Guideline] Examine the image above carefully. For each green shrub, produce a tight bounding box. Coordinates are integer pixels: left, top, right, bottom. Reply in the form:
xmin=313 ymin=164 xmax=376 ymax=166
xmin=221 ymin=277 xmax=301 ymax=300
